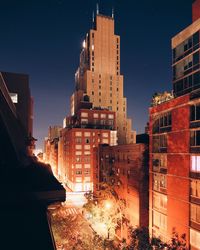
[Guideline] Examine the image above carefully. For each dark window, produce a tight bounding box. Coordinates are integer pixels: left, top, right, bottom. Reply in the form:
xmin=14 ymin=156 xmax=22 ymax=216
xmin=76 ymin=170 xmax=82 ymax=175
xmin=194 ymin=72 xmax=200 ymax=86
xmin=193 ymin=52 xmax=199 ymax=65
xmin=193 ymin=32 xmax=199 ymax=46
xmin=190 ymin=130 xmax=200 ymax=146
xmin=190 ymin=104 xmax=200 ymax=121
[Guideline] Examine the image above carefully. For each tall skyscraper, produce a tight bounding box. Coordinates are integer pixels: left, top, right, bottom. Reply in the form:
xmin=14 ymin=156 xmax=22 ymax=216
xmin=71 ymin=11 xmax=135 ymax=144
xmin=149 ymin=1 xmax=200 ymax=248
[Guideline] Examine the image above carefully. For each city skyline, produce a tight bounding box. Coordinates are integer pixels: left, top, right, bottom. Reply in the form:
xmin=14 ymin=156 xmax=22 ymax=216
xmin=0 ymin=0 xmax=192 ymax=149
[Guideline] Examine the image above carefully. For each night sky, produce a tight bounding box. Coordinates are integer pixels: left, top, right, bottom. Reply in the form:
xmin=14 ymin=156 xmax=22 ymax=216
xmin=0 ymin=0 xmax=192 ymax=150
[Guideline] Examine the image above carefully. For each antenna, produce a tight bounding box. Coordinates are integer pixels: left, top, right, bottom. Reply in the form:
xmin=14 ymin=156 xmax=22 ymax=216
xmin=96 ymin=3 xmax=99 ymax=15
xmin=112 ymin=7 xmax=114 ymax=18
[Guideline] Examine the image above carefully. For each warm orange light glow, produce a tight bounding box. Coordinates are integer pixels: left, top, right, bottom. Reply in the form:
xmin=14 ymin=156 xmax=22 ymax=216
xmin=105 ymin=201 xmax=112 ymax=210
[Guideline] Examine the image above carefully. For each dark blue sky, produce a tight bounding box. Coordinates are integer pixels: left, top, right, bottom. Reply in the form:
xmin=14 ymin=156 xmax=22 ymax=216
xmin=0 ymin=0 xmax=192 ymax=150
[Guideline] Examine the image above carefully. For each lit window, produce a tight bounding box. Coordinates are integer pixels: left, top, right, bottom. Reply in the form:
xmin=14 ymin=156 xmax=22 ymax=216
xmin=102 ymin=138 xmax=109 ymax=144
xmin=84 ymin=177 xmax=90 ymax=182
xmin=102 ymin=132 xmax=108 ymax=138
xmin=84 ymin=132 xmax=91 ymax=137
xmin=75 ymin=132 xmax=82 ymax=136
xmin=75 ymin=145 xmax=82 ymax=149
xmin=84 ymin=164 xmax=90 ymax=168
xmin=76 ymin=177 xmax=82 ymax=183
xmin=101 ymin=114 xmax=106 ymax=118
xmin=75 ymin=164 xmax=82 ymax=168
xmin=81 ymin=112 xmax=88 ymax=117
xmin=84 ymin=151 xmax=90 ymax=155
xmin=84 ymin=170 xmax=90 ymax=175
xmin=190 ymin=228 xmax=200 ymax=249
xmin=191 ymin=155 xmax=200 ymax=172
xmin=75 ymin=151 xmax=82 ymax=155
xmin=93 ymin=113 xmax=99 ymax=118
xmin=10 ymin=93 xmax=18 ymax=103
xmin=84 ymin=145 xmax=90 ymax=150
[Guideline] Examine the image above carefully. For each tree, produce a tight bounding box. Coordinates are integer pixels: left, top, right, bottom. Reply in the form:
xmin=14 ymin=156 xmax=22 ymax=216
xmin=83 ymin=183 xmax=127 ymax=240
xmin=128 ymin=226 xmax=188 ymax=250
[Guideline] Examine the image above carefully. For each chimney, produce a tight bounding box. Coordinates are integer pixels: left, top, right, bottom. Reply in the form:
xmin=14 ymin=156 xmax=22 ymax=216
xmin=192 ymin=0 xmax=200 ymax=22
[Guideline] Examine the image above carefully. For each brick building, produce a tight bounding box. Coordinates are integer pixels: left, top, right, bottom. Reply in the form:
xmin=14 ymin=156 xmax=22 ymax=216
xmin=94 ymin=143 xmax=149 ymax=240
xmin=149 ymin=1 xmax=200 ymax=248
xmin=58 ymin=102 xmax=117 ymax=192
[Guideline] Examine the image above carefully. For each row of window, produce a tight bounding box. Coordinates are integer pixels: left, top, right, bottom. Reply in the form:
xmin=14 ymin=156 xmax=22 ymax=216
xmin=81 ymin=112 xmax=114 ymax=119
xmin=173 ymin=31 xmax=199 ymax=63
xmin=81 ymin=118 xmax=114 ymax=126
xmin=173 ymin=70 xmax=200 ymax=96
xmin=173 ymin=52 xmax=199 ymax=80
xmin=74 ymin=163 xmax=90 ymax=168
xmin=153 ymin=112 xmax=172 ymax=134
xmin=74 ymin=170 xmax=90 ymax=175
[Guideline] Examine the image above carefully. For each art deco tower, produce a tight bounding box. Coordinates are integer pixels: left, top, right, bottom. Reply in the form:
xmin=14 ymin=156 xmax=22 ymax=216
xmin=71 ymin=10 xmax=135 ymax=144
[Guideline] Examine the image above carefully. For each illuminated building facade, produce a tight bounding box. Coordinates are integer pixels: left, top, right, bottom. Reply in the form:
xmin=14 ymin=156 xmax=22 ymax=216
xmin=58 ymin=101 xmax=117 ymax=192
xmin=94 ymin=143 xmax=149 ymax=240
xmin=71 ymin=11 xmax=135 ymax=145
xmin=44 ymin=126 xmax=62 ymax=175
xmin=149 ymin=1 xmax=200 ymax=248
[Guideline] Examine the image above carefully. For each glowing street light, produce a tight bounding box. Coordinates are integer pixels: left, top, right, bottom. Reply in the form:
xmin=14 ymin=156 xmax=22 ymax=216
xmin=105 ymin=201 xmax=112 ymax=210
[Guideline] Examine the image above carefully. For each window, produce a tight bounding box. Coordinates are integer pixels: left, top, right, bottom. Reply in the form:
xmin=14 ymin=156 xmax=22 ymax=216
xmin=191 ymin=155 xmax=200 ymax=172
xmin=153 ymin=192 xmax=167 ymax=213
xmin=99 ymin=92 xmax=101 ymax=96
xmin=76 ymin=177 xmax=82 ymax=183
xmin=153 ymin=112 xmax=172 ymax=133
xmin=84 ymin=177 xmax=90 ymax=182
xmin=85 ymin=138 xmax=90 ymax=144
xmin=190 ymin=228 xmax=200 ymax=249
xmin=75 ymin=156 xmax=81 ymax=162
xmin=84 ymin=164 xmax=90 ymax=168
xmin=190 ymin=130 xmax=200 ymax=146
xmin=75 ymin=137 xmax=82 ymax=144
xmin=108 ymin=114 xmax=114 ymax=119
xmin=190 ymin=103 xmax=200 ymax=121
xmin=81 ymin=112 xmax=88 ymax=117
xmin=100 ymin=120 xmax=106 ymax=125
xmin=93 ymin=113 xmax=99 ymax=118
xmin=10 ymin=93 xmax=18 ymax=103
xmin=84 ymin=169 xmax=90 ymax=175
xmin=152 ymin=135 xmax=167 ymax=153
xmin=110 ymin=100 xmax=112 ymax=104
xmin=75 ymin=164 xmax=82 ymax=168
xmin=102 ymin=132 xmax=108 ymax=138
xmin=84 ymin=151 xmax=90 ymax=155
xmin=76 ymin=170 xmax=82 ymax=175
xmin=190 ymin=203 xmax=200 ymax=224
xmin=75 ymin=132 xmax=82 ymax=136
xmin=84 ymin=145 xmax=90 ymax=150
xmin=84 ymin=156 xmax=90 ymax=163
xmin=75 ymin=145 xmax=82 ymax=150
xmin=190 ymin=180 xmax=200 ymax=198
xmin=101 ymin=114 xmax=106 ymax=118
xmin=152 ymin=154 xmax=167 ymax=172
xmin=102 ymin=139 xmax=109 ymax=144
xmin=108 ymin=120 xmax=114 ymax=125
xmin=75 ymin=151 xmax=82 ymax=156
xmin=81 ymin=118 xmax=88 ymax=124
xmin=152 ymin=210 xmax=167 ymax=231
xmin=153 ymin=174 xmax=167 ymax=192
xmin=84 ymin=132 xmax=91 ymax=137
